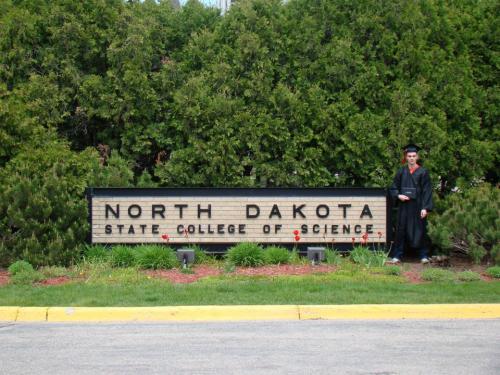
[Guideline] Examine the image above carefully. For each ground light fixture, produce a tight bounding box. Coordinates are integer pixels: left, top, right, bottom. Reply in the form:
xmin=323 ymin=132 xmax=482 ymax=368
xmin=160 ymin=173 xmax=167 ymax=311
xmin=176 ymin=248 xmax=195 ymax=268
xmin=307 ymin=247 xmax=326 ymax=265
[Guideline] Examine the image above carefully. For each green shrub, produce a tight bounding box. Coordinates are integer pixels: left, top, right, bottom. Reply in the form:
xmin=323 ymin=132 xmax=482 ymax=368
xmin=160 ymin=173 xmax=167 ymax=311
xmin=10 ymin=270 xmax=44 ymax=285
xmin=135 ymin=245 xmax=178 ymax=269
xmin=325 ymin=248 xmax=342 ymax=265
xmin=110 ymin=245 xmax=136 ymax=268
xmin=0 ymin=141 xmax=134 ymax=267
xmin=486 ymin=266 xmax=500 ymax=278
xmin=264 ymin=246 xmax=291 ymax=265
xmin=350 ymin=246 xmax=386 ymax=268
xmin=421 ymin=268 xmax=455 ymax=282
xmin=383 ymin=265 xmax=402 ymax=276
xmin=190 ymin=245 xmax=210 ymax=265
xmin=226 ymin=243 xmax=265 ymax=267
xmin=456 ymin=270 xmax=481 ymax=282
xmin=428 ymin=184 xmax=499 ymax=264
xmin=8 ymin=260 xmax=34 ymax=275
xmin=84 ymin=245 xmax=110 ymax=262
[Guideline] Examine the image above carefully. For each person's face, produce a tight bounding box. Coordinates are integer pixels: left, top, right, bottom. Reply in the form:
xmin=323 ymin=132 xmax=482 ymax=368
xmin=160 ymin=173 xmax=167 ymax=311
xmin=406 ymin=152 xmax=418 ymax=165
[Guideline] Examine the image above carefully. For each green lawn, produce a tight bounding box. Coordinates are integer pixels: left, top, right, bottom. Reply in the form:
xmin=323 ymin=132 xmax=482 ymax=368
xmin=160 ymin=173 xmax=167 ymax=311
xmin=1 ymin=273 xmax=499 ymax=306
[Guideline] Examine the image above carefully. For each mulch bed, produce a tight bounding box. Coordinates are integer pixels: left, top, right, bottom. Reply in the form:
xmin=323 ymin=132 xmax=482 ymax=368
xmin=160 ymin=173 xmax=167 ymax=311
xmin=0 ymin=269 xmax=9 ymax=286
xmin=146 ymin=264 xmax=337 ymax=284
xmin=36 ymin=276 xmax=72 ymax=286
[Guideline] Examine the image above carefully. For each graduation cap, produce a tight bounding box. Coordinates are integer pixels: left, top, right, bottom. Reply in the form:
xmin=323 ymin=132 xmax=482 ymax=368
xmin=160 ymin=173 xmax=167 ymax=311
xmin=401 ymin=143 xmax=421 ymax=164
xmin=403 ymin=143 xmax=421 ymax=153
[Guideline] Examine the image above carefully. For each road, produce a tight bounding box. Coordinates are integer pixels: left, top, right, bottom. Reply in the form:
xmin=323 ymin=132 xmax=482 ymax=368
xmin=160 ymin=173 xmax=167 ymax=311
xmin=0 ymin=320 xmax=498 ymax=374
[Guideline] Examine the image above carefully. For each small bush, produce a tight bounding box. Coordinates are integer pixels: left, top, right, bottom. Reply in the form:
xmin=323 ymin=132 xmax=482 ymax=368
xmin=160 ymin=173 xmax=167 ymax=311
xmin=10 ymin=270 xmax=44 ymax=285
xmin=190 ymin=245 xmax=210 ymax=265
xmin=456 ymin=270 xmax=481 ymax=282
xmin=226 ymin=242 xmax=265 ymax=267
xmin=350 ymin=246 xmax=386 ymax=268
xmin=421 ymin=268 xmax=455 ymax=282
xmin=264 ymin=246 xmax=291 ymax=265
xmin=289 ymin=248 xmax=307 ymax=265
xmin=84 ymin=245 xmax=110 ymax=262
xmin=8 ymin=260 xmax=34 ymax=275
xmin=325 ymin=248 xmax=342 ymax=265
xmin=110 ymin=245 xmax=136 ymax=268
xmin=428 ymin=184 xmax=499 ymax=264
xmin=135 ymin=245 xmax=178 ymax=269
xmin=383 ymin=265 xmax=402 ymax=276
xmin=486 ymin=266 xmax=500 ymax=278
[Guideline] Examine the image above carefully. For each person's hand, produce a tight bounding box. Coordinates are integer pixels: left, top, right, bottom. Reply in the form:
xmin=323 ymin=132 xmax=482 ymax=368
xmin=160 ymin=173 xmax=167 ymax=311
xmin=398 ymin=194 xmax=410 ymax=202
xmin=421 ymin=209 xmax=428 ymax=219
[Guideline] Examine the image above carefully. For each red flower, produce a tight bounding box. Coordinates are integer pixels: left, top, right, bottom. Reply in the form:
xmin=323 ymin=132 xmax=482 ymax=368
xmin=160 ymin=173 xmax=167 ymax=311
xmin=294 ymin=235 xmax=301 ymax=242
xmin=377 ymin=231 xmax=383 ymax=238
xmin=351 ymin=237 xmax=355 ymax=244
xmin=161 ymin=234 xmax=169 ymax=241
xmin=293 ymin=230 xmax=299 ymax=236
xmin=362 ymin=233 xmax=369 ymax=241
xmin=183 ymin=228 xmax=189 ymax=238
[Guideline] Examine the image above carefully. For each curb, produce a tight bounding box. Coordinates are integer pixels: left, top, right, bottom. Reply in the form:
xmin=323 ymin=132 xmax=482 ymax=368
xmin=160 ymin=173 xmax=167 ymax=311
xmin=1 ymin=304 xmax=499 ymax=322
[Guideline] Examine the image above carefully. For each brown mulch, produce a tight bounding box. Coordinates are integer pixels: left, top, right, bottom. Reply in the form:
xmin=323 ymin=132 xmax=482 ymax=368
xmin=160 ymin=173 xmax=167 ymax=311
xmin=36 ymin=276 xmax=72 ymax=286
xmin=145 ymin=265 xmax=222 ymax=284
xmin=234 ymin=264 xmax=337 ymax=277
xmin=0 ymin=269 xmax=9 ymax=286
xmin=146 ymin=264 xmax=337 ymax=284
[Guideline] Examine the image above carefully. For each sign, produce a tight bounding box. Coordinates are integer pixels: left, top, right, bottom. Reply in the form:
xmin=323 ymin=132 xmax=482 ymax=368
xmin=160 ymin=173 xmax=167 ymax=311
xmin=87 ymin=188 xmax=389 ymax=245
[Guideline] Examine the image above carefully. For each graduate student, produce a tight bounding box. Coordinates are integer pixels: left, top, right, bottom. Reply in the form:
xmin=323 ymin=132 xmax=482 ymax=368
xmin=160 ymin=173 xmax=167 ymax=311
xmin=388 ymin=144 xmax=433 ymax=264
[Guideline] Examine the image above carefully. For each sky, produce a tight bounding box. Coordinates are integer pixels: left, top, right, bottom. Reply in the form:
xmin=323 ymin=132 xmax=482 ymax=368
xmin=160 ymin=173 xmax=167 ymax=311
xmin=179 ymin=0 xmax=218 ymax=5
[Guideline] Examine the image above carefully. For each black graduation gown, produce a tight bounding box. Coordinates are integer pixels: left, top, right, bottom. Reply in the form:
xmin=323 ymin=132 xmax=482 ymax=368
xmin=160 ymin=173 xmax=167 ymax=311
xmin=390 ymin=166 xmax=433 ymax=248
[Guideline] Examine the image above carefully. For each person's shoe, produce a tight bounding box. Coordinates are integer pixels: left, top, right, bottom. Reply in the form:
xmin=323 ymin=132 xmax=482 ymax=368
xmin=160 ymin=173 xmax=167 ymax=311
xmin=386 ymin=258 xmax=401 ymax=265
xmin=420 ymin=257 xmax=430 ymax=264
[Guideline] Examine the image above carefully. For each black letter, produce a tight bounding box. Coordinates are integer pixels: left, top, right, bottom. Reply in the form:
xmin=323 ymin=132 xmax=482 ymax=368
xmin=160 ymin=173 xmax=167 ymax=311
xmin=105 ymin=204 xmax=119 ymax=219
xmin=105 ymin=224 xmax=112 ymax=234
xmin=217 ymin=224 xmax=224 ymax=234
xmin=152 ymin=225 xmax=159 ymax=234
xmin=228 ymin=224 xmax=235 ymax=234
xmin=263 ymin=224 xmax=271 ymax=234
xmin=342 ymin=224 xmax=350 ymax=234
xmin=316 ymin=204 xmax=330 ymax=218
xmin=198 ymin=204 xmax=212 ymax=219
xmin=128 ymin=204 xmax=142 ymax=218
xmin=338 ymin=204 xmax=351 ymax=218
xmin=275 ymin=224 xmax=282 ymax=233
xmin=128 ymin=225 xmax=135 ymax=234
xmin=175 ymin=204 xmax=188 ymax=219
xmin=152 ymin=204 xmax=165 ymax=219
xmin=269 ymin=204 xmax=282 ymax=219
xmin=246 ymin=204 xmax=260 ymax=218
xmin=313 ymin=224 xmax=320 ymax=234
xmin=366 ymin=224 xmax=374 ymax=234
xmin=117 ymin=224 xmax=124 ymax=234
xmin=293 ymin=204 xmax=306 ymax=219
xmin=301 ymin=224 xmax=308 ymax=234
xmin=140 ymin=224 xmax=147 ymax=234
xmin=354 ymin=224 xmax=362 ymax=234
xmin=238 ymin=224 xmax=246 ymax=234
xmin=331 ymin=225 xmax=338 ymax=234
xmin=360 ymin=204 xmax=373 ymax=219
xmin=177 ymin=225 xmax=184 ymax=234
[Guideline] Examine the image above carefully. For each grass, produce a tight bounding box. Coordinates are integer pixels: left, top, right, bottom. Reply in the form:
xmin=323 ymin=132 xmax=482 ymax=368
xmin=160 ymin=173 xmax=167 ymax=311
xmin=0 ymin=271 xmax=499 ymax=306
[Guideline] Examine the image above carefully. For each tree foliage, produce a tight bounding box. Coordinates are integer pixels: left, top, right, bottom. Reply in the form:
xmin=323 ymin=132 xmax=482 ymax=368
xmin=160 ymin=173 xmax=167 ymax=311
xmin=0 ymin=0 xmax=498 ymax=264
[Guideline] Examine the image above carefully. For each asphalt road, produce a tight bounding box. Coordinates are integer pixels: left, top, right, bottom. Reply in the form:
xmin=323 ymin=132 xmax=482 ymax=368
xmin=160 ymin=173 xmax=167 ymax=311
xmin=0 ymin=320 xmax=499 ymax=375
